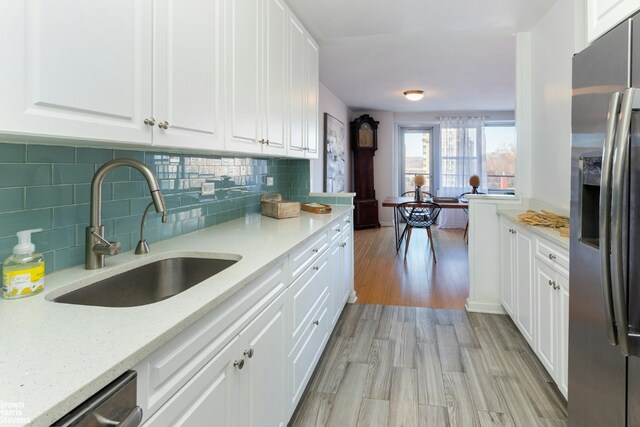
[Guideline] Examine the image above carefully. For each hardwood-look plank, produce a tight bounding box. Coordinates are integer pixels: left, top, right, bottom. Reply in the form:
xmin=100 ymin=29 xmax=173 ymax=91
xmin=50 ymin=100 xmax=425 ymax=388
xmin=393 ymin=321 xmax=417 ymax=368
xmin=360 ymin=303 xmax=383 ymax=320
xmin=489 ymin=315 xmax=528 ymax=353
xmin=538 ymin=418 xmax=568 ymax=427
xmin=495 ymin=376 xmax=544 ymax=427
xmin=436 ymin=324 xmax=464 ymax=372
xmin=452 ymin=310 xmax=480 ymax=348
xmin=477 ymin=411 xmax=515 ymax=427
xmin=311 ymin=336 xmax=352 ymax=394
xmin=375 ymin=305 xmax=399 ymax=340
xmin=474 ymin=326 xmax=518 ymax=377
xmin=363 ymin=339 xmax=394 ymax=400
xmin=443 ymin=371 xmax=480 ymax=427
xmin=416 ymin=343 xmax=447 ymax=407
xmin=290 ymin=392 xmax=334 ymax=427
xmin=336 ymin=303 xmax=363 ymax=338
xmin=356 ymin=399 xmax=389 ymax=427
xmin=389 ymin=367 xmax=420 ymax=427
xmin=349 ymin=319 xmax=378 ymax=363
xmin=505 ymin=351 xmax=567 ymax=420
xmin=460 ymin=347 xmax=508 ymax=413
xmin=419 ymin=405 xmax=450 ymax=427
xmin=325 ymin=363 xmax=369 ymax=427
xmin=416 ymin=307 xmax=437 ymax=344
xmin=436 ymin=309 xmax=454 ymax=325
xmin=353 ymin=227 xmax=469 ymax=309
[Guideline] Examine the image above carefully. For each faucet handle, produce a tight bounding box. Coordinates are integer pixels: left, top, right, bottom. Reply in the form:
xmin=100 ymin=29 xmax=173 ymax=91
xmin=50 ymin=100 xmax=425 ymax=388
xmin=93 ymin=241 xmax=122 ymax=256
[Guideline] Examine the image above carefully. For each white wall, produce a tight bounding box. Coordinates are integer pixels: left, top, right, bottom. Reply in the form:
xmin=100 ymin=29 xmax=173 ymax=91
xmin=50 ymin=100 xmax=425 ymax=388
xmin=529 ymin=0 xmax=579 ymax=210
xmin=351 ymin=110 xmax=396 ymax=225
xmin=311 ymin=83 xmax=352 ymax=192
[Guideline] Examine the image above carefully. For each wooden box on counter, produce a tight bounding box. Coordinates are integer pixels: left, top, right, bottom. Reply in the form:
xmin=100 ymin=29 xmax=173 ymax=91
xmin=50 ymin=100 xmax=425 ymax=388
xmin=260 ymin=193 xmax=301 ymax=219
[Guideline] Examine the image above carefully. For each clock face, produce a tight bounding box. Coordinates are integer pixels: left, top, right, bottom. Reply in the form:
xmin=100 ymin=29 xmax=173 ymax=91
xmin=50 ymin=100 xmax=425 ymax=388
xmin=358 ymin=123 xmax=374 ymax=148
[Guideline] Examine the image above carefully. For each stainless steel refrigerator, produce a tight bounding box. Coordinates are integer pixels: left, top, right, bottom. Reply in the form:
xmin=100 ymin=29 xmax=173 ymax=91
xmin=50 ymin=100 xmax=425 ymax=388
xmin=571 ymin=13 xmax=640 ymax=427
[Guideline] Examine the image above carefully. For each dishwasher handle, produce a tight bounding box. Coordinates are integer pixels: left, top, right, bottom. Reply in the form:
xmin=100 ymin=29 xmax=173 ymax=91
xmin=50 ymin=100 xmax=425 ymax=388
xmin=95 ymin=405 xmax=143 ymax=427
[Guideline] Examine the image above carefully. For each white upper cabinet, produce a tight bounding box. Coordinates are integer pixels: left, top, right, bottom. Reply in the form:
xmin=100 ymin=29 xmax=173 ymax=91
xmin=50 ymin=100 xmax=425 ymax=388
xmin=287 ymin=14 xmax=319 ymax=159
xmin=0 ymin=0 xmax=153 ymax=144
xmin=152 ymin=0 xmax=224 ymax=151
xmin=224 ymin=0 xmax=291 ymax=156
xmin=587 ymin=0 xmax=640 ymax=42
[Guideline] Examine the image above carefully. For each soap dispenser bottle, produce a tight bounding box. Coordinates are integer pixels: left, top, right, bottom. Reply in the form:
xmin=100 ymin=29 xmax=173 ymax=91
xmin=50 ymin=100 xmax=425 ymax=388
xmin=2 ymin=229 xmax=45 ymax=299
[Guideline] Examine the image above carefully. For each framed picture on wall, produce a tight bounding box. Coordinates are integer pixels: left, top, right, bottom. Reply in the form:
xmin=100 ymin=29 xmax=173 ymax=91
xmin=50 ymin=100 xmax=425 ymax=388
xmin=323 ymin=113 xmax=346 ymax=192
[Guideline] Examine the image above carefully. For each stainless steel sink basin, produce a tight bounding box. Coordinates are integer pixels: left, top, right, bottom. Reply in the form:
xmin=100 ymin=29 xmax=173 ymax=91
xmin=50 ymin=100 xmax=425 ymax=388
xmin=53 ymin=257 xmax=238 ymax=307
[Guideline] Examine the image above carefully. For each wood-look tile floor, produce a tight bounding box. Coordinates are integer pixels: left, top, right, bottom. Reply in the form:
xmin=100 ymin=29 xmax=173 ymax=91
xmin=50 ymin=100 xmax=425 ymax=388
xmin=290 ymin=304 xmax=567 ymax=427
xmin=354 ymin=227 xmax=469 ymax=310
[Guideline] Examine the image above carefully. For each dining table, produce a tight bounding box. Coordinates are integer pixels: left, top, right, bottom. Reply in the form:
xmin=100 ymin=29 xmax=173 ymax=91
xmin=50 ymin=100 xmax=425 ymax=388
xmin=381 ymin=196 xmax=469 ymax=250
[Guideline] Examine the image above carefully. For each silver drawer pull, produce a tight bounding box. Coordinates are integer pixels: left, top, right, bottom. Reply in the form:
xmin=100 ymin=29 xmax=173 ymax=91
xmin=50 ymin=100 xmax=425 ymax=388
xmin=548 ymin=279 xmax=554 ymax=287
xmin=313 ymin=320 xmax=319 ymax=326
xmin=345 ymin=219 xmax=351 ymax=223
xmin=336 ymin=228 xmax=341 ymax=232
xmin=244 ymin=348 xmax=254 ymax=358
xmin=234 ymin=359 xmax=245 ymax=369
xmin=158 ymin=120 xmax=169 ymax=129
xmin=313 ymin=266 xmax=319 ymax=271
xmin=548 ymin=253 xmax=556 ymax=260
xmin=341 ymin=242 xmax=347 ymax=248
xmin=553 ymin=283 xmax=560 ymax=290
xmin=144 ymin=117 xmax=156 ymax=126
xmin=312 ymin=248 xmax=319 ymax=253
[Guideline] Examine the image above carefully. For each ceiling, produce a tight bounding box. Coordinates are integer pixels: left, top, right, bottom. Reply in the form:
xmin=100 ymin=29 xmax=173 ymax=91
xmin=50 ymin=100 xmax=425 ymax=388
xmin=286 ymin=0 xmax=557 ymax=113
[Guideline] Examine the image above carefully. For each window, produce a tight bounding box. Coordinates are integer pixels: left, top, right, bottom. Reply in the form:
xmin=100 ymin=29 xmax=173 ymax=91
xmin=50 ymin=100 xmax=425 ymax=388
xmin=400 ymin=128 xmax=433 ymax=194
xmin=484 ymin=123 xmax=516 ymax=193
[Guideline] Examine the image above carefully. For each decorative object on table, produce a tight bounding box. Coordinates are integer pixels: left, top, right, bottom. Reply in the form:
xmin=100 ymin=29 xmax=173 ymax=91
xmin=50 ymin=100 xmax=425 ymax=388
xmin=517 ymin=210 xmax=570 ymax=237
xmin=260 ymin=193 xmax=300 ymax=219
xmin=414 ymin=174 xmax=426 ymax=201
xmin=301 ymin=203 xmax=332 ymax=214
xmin=323 ymin=113 xmax=346 ymax=193
xmin=351 ymin=114 xmax=380 ymax=229
xmin=469 ymin=174 xmax=481 ymax=193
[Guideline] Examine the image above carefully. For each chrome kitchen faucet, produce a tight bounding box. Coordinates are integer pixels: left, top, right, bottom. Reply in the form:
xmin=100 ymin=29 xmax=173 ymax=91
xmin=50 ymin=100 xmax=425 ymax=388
xmin=85 ymin=158 xmax=168 ymax=269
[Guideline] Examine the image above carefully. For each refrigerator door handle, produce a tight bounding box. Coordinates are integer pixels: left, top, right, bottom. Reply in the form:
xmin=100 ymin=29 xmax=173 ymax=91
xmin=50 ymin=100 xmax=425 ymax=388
xmin=611 ymin=87 xmax=634 ymax=356
xmin=600 ymin=91 xmax=623 ymax=345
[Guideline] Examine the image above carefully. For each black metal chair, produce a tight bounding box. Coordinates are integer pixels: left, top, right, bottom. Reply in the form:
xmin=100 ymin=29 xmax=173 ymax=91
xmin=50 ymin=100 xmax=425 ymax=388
xmin=397 ymin=201 xmax=442 ymax=262
xmin=459 ymin=191 xmax=485 ymax=240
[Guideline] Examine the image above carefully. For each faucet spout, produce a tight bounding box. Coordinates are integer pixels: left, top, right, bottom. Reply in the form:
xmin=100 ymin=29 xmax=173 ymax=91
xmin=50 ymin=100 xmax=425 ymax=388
xmin=86 ymin=158 xmax=167 ymax=269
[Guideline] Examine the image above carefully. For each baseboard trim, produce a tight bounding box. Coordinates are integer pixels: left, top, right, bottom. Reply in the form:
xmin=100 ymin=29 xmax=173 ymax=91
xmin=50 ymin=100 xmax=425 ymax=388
xmin=379 ymin=221 xmax=394 ymax=227
xmin=465 ymin=299 xmax=506 ymax=314
xmin=348 ymin=290 xmax=358 ymax=304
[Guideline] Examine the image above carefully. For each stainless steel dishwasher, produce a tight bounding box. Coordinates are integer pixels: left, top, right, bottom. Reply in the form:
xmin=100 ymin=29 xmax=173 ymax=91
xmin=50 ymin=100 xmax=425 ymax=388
xmin=51 ymin=371 xmax=142 ymax=427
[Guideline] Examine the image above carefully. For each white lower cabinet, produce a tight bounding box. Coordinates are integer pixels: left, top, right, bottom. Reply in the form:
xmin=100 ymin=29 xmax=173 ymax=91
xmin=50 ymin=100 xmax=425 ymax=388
xmin=137 ymin=212 xmax=353 ymax=426
xmin=499 ymin=216 xmax=569 ymax=399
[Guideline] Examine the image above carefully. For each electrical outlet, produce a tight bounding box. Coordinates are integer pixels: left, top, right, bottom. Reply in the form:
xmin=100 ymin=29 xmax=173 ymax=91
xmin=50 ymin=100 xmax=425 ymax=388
xmin=266 ymin=176 xmax=274 ymax=186
xmin=201 ymin=182 xmax=215 ymax=196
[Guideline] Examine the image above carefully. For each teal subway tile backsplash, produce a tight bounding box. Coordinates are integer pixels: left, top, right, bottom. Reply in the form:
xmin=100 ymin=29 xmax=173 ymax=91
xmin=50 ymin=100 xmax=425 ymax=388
xmin=0 ymin=142 xmax=321 ymax=273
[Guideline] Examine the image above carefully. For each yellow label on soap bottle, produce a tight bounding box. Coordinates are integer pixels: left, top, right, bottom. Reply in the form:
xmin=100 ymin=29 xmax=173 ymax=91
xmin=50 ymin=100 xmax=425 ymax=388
xmin=2 ymin=263 xmax=45 ymax=299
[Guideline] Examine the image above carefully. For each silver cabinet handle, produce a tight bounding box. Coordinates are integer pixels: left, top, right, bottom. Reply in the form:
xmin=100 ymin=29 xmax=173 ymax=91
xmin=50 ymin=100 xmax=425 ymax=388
xmin=313 ymin=266 xmax=319 ymax=271
xmin=548 ymin=253 xmax=556 ymax=261
xmin=258 ymin=139 xmax=265 ymax=144
xmin=158 ymin=121 xmax=169 ymax=129
xmin=336 ymin=228 xmax=341 ymax=232
xmin=340 ymin=242 xmax=347 ymax=248
xmin=144 ymin=117 xmax=156 ymax=126
xmin=600 ymin=91 xmax=623 ymax=346
xmin=312 ymin=248 xmax=319 ymax=253
xmin=553 ymin=283 xmax=560 ymax=291
xmin=345 ymin=219 xmax=351 ymax=223
xmin=611 ymin=88 xmax=635 ymax=355
xmin=548 ymin=279 xmax=554 ymax=287
xmin=265 ymin=140 xmax=270 ymax=146
xmin=313 ymin=320 xmax=319 ymax=326
xmin=234 ymin=359 xmax=245 ymax=370
xmin=243 ymin=348 xmax=254 ymax=358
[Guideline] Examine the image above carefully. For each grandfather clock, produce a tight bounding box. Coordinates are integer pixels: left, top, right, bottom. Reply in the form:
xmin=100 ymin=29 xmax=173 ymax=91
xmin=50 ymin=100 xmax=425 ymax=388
xmin=351 ymin=114 xmax=380 ymax=229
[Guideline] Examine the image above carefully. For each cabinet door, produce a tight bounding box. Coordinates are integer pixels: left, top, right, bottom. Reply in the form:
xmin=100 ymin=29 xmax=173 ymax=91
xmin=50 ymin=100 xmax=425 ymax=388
xmin=500 ymin=219 xmax=515 ymax=316
xmin=225 ymin=0 xmax=261 ymax=153
xmin=557 ymin=273 xmax=570 ymax=398
xmin=535 ymin=260 xmax=557 ymax=378
xmin=143 ymin=337 xmax=240 ymax=427
xmin=587 ymin=0 xmax=640 ymax=42
xmin=153 ymin=0 xmax=223 ymax=151
xmin=329 ymin=240 xmax=343 ymax=327
xmin=240 ymin=292 xmax=288 ymax=427
xmin=515 ymin=229 xmax=534 ymax=345
xmin=304 ymin=36 xmax=319 ymax=158
xmin=287 ymin=15 xmax=307 ymax=158
xmin=262 ymin=0 xmax=287 ymax=156
xmin=0 ymin=0 xmax=152 ymax=144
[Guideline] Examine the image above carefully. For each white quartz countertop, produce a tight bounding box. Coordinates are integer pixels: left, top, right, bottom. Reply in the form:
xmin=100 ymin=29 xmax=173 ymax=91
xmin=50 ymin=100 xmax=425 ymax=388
xmin=497 ymin=208 xmax=570 ymax=250
xmin=0 ymin=206 xmax=352 ymax=427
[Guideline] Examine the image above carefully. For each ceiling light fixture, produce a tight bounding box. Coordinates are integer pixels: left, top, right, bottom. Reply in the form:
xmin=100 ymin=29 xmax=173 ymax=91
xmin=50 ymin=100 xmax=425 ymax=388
xmin=403 ymin=90 xmax=424 ymax=101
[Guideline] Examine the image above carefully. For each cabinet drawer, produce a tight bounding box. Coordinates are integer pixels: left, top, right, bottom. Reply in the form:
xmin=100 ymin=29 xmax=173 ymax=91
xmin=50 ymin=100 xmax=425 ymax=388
xmin=289 ymin=291 xmax=330 ymax=408
xmin=290 ymin=252 xmax=329 ymax=347
xmin=329 ymin=220 xmax=344 ymax=242
xmin=135 ymin=262 xmax=286 ymax=418
xmin=290 ymin=231 xmax=328 ymax=279
xmin=535 ymin=237 xmax=569 ymax=274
